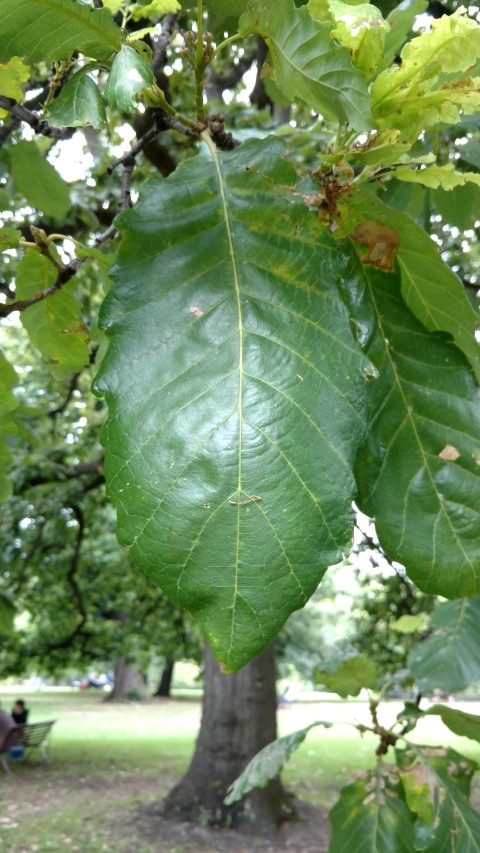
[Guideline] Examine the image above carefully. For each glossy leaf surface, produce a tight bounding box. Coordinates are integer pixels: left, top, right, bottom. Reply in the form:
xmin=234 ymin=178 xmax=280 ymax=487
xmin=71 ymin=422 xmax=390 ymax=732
xmin=345 ymin=257 xmax=480 ymax=598
xmin=47 ymin=72 xmax=107 ymax=129
xmin=0 ymin=0 xmax=122 ymax=63
xmin=94 ymin=136 xmax=371 ymax=671
xmin=240 ymin=0 xmax=372 ymax=130
xmin=104 ymin=46 xmax=154 ymax=113
xmin=408 ymin=598 xmax=480 ymax=692
xmin=16 ymin=250 xmax=90 ymax=378
xmin=328 ymin=765 xmax=414 ymax=853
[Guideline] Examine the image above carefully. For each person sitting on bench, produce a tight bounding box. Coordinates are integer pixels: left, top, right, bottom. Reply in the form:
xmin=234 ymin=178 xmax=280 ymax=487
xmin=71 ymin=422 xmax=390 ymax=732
xmin=11 ymin=699 xmax=28 ymax=725
xmin=0 ymin=704 xmax=18 ymax=752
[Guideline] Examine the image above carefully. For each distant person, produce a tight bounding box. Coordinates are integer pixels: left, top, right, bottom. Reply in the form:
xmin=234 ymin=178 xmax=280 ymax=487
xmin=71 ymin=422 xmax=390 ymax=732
xmin=0 ymin=703 xmax=18 ymax=752
xmin=11 ymin=699 xmax=28 ymax=725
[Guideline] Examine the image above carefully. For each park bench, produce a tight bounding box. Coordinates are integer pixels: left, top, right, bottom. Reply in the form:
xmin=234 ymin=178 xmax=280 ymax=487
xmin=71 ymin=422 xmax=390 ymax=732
xmin=1 ymin=720 xmax=56 ymax=774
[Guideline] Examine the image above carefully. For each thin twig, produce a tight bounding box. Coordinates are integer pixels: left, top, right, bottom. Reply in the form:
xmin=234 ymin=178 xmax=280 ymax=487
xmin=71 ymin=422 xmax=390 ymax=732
xmin=108 ymin=126 xmax=159 ymax=173
xmin=153 ymin=13 xmax=178 ymax=77
xmin=0 ymin=96 xmax=76 ymax=140
xmin=0 ymin=259 xmax=81 ymax=318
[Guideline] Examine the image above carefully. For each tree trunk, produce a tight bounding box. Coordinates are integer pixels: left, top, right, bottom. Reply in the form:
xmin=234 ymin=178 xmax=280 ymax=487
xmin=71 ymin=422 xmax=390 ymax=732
xmin=106 ymin=655 xmax=147 ymax=701
xmin=154 ymin=657 xmax=175 ymax=697
xmin=163 ymin=643 xmax=293 ymax=834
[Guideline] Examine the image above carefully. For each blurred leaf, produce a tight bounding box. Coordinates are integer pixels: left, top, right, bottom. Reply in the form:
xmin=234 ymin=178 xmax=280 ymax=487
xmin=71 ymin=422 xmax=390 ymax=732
xmin=391 ymin=615 xmax=426 ymax=634
xmin=0 ymin=591 xmax=15 ymax=637
xmin=224 ymin=722 xmax=330 ymax=804
xmin=408 ymin=598 xmax=480 ymax=693
xmin=104 ymin=45 xmax=154 ymax=112
xmin=15 ymin=250 xmax=90 ymax=378
xmin=0 ymin=57 xmax=30 ymax=117
xmin=315 ymin=655 xmax=379 ymax=696
xmin=394 ymin=163 xmax=480 ymax=192
xmin=0 ymin=0 xmax=122 ymax=63
xmin=47 ymin=72 xmax=107 ymax=130
xmin=0 ymin=226 xmax=21 ymax=252
xmin=0 ymin=349 xmax=18 ymax=503
xmin=424 ymin=705 xmax=480 ymax=744
xmin=328 ymin=765 xmax=415 ymax=852
xmin=130 ymin=0 xmax=180 ymax=21
xmin=9 ymin=141 xmax=70 ymax=223
xmin=398 ymin=746 xmax=480 ymax=852
xmin=240 ymin=0 xmax=372 ymax=130
xmin=93 ymin=136 xmax=372 ymax=672
xmin=432 ymin=183 xmax=480 ymax=232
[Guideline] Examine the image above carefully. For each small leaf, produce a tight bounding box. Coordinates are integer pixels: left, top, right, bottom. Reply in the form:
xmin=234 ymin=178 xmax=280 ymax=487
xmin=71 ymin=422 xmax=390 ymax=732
xmin=372 ymin=10 xmax=480 ymax=142
xmin=130 ymin=0 xmax=180 ymax=21
xmin=424 ymin=705 xmax=480 ymax=745
xmin=0 ymin=226 xmax=21 ymax=252
xmin=0 ymin=591 xmax=15 ymax=637
xmin=394 ymin=162 xmax=480 ymax=192
xmin=391 ymin=614 xmax=426 ymax=634
xmin=408 ymin=598 xmax=480 ymax=693
xmin=240 ymin=0 xmax=372 ymax=130
xmin=9 ymin=140 xmax=70 ymax=223
xmin=47 ymin=71 xmax=107 ymax=130
xmin=104 ymin=45 xmax=154 ymax=112
xmin=224 ymin=722 xmax=330 ymax=805
xmin=0 ymin=0 xmax=122 ymax=64
xmin=315 ymin=655 xmax=379 ymax=697
xmin=328 ymin=765 xmax=415 ymax=853
xmin=15 ymin=250 xmax=90 ymax=378
xmin=329 ymin=1 xmax=389 ymax=79
xmin=0 ymin=56 xmax=30 ymax=116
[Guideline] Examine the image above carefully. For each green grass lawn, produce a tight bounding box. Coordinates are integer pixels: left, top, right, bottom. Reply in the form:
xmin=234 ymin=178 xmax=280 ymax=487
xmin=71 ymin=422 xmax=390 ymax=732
xmin=0 ymin=688 xmax=479 ymax=852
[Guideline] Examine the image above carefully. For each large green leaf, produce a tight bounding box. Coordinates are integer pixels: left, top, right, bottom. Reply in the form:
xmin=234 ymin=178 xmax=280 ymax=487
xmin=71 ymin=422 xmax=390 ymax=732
xmin=328 ymin=765 xmax=415 ymax=853
xmin=371 ymin=9 xmax=480 ymax=142
xmin=0 ymin=349 xmax=18 ymax=503
xmin=343 ymin=190 xmax=480 ymax=383
xmin=9 ymin=141 xmax=71 ymax=224
xmin=0 ymin=0 xmax=122 ymax=64
xmin=240 ymin=0 xmax=372 ymax=130
xmin=94 ymin=136 xmax=372 ymax=672
xmin=15 ymin=250 xmax=90 ymax=378
xmin=336 ymin=224 xmax=480 ymax=598
xmin=398 ymin=746 xmax=480 ymax=852
xmin=408 ymin=598 xmax=480 ymax=693
xmin=47 ymin=71 xmax=107 ymax=130
xmin=424 ymin=705 xmax=480 ymax=745
xmin=224 ymin=721 xmax=330 ymax=804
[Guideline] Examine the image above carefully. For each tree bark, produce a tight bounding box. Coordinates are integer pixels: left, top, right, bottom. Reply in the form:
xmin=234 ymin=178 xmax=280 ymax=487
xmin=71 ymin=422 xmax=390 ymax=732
xmin=154 ymin=658 xmax=175 ymax=697
xmin=163 ymin=643 xmax=293 ymax=834
xmin=106 ymin=655 xmax=147 ymax=701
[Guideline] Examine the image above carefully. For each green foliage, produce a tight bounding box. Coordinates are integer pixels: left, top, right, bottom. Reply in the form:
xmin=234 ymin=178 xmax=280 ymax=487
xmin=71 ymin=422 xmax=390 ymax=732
xmin=47 ymin=72 xmax=107 ymax=130
xmin=328 ymin=766 xmax=415 ymax=852
xmin=0 ymin=0 xmax=122 ymax=63
xmin=0 ymin=350 xmax=19 ymax=502
xmin=94 ymin=135 xmax=371 ymax=671
xmin=8 ymin=141 xmax=71 ymax=223
xmin=240 ymin=0 xmax=372 ymax=129
xmin=0 ymin=590 xmax=15 ymax=637
xmin=408 ymin=597 xmax=480 ymax=693
xmin=315 ymin=655 xmax=378 ymax=697
xmin=0 ymin=57 xmax=30 ymax=117
xmin=104 ymin=45 xmax=154 ymax=112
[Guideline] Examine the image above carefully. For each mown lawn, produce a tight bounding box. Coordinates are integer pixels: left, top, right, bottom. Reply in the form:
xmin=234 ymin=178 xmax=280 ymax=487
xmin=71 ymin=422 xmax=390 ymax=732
xmin=0 ymin=689 xmax=478 ymax=852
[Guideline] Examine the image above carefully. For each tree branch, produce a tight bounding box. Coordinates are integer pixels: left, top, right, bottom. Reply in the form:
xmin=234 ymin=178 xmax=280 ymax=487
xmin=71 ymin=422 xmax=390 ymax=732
xmin=0 ymin=258 xmax=81 ymax=318
xmin=153 ymin=13 xmax=178 ymax=77
xmin=0 ymin=96 xmax=76 ymax=140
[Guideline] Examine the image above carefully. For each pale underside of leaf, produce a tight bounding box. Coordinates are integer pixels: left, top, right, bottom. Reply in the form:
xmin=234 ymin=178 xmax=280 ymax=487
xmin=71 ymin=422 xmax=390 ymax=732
xmin=94 ymin=136 xmax=371 ymax=671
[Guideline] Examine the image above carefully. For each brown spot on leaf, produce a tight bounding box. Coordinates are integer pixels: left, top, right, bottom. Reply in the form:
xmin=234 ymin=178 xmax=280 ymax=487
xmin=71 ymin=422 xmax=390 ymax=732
xmin=439 ymin=444 xmax=460 ymax=462
xmin=352 ymin=220 xmax=400 ymax=271
xmin=190 ymin=306 xmax=204 ymax=317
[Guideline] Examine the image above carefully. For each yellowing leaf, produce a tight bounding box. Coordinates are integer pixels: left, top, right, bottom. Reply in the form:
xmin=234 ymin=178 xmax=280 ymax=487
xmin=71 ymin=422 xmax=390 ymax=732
xmin=0 ymin=56 xmax=30 ymax=117
xmin=329 ymin=1 xmax=389 ymax=79
xmin=394 ymin=162 xmax=480 ymax=191
xmin=372 ymin=9 xmax=480 ymax=142
xmin=130 ymin=0 xmax=180 ymax=21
